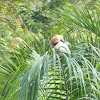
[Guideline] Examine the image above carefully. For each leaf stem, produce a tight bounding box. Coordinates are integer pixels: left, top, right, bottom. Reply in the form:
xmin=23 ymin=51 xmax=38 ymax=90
xmin=61 ymin=59 xmax=68 ymax=100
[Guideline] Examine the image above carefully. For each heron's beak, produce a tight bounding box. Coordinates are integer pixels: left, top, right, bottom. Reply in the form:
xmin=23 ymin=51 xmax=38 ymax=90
xmin=61 ymin=39 xmax=65 ymax=43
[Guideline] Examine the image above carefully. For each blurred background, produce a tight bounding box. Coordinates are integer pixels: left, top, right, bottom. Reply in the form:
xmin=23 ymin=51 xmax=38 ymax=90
xmin=0 ymin=0 xmax=100 ymax=100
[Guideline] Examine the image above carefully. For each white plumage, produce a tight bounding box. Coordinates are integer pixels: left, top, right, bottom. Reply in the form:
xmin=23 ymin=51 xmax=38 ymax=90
xmin=54 ymin=41 xmax=71 ymax=54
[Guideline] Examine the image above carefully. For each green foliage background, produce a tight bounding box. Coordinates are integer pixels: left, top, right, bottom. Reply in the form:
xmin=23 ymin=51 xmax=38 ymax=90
xmin=0 ymin=0 xmax=100 ymax=100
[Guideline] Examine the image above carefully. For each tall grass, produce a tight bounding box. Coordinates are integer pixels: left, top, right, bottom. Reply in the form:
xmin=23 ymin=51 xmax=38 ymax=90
xmin=0 ymin=39 xmax=100 ymax=100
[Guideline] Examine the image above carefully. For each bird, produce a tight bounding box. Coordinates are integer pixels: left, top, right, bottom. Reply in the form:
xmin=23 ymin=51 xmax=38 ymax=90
xmin=50 ymin=35 xmax=71 ymax=54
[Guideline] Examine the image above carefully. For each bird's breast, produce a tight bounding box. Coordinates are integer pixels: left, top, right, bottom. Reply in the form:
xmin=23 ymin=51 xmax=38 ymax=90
xmin=54 ymin=42 xmax=71 ymax=54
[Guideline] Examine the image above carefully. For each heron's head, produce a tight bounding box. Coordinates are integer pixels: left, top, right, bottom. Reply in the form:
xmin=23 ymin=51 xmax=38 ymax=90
xmin=50 ymin=35 xmax=65 ymax=46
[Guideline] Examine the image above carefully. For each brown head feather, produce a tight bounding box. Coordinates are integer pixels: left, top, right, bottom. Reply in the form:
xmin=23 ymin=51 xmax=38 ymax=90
xmin=50 ymin=35 xmax=64 ymax=46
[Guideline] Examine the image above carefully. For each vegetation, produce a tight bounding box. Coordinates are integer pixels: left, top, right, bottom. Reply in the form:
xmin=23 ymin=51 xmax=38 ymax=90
xmin=0 ymin=0 xmax=100 ymax=100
